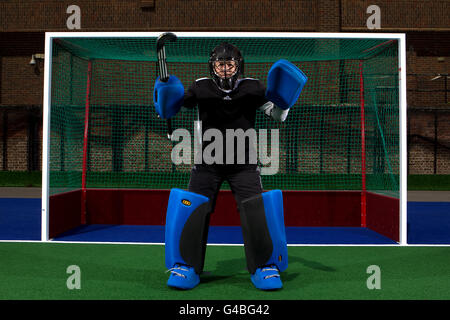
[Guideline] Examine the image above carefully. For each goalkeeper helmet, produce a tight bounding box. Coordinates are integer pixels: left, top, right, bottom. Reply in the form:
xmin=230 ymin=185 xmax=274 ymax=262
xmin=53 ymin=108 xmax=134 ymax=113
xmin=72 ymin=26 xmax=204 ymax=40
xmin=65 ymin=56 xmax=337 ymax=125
xmin=209 ymin=42 xmax=244 ymax=91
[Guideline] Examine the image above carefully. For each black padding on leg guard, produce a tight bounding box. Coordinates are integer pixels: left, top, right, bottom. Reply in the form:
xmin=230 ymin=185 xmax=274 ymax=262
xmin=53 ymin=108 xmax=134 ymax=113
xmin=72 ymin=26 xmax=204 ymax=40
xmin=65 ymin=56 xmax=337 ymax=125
xmin=179 ymin=202 xmax=211 ymax=274
xmin=239 ymin=194 xmax=273 ymax=274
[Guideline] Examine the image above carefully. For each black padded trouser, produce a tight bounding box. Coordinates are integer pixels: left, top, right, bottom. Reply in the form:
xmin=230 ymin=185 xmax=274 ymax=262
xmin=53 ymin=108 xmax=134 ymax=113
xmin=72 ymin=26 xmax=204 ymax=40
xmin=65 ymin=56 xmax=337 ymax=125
xmin=181 ymin=164 xmax=264 ymax=274
xmin=188 ymin=164 xmax=263 ymax=209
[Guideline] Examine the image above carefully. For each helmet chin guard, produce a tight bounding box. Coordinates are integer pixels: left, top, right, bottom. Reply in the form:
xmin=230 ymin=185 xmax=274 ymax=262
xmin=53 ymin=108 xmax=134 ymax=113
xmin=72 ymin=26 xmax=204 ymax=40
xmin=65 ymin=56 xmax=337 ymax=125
xmin=209 ymin=42 xmax=244 ymax=91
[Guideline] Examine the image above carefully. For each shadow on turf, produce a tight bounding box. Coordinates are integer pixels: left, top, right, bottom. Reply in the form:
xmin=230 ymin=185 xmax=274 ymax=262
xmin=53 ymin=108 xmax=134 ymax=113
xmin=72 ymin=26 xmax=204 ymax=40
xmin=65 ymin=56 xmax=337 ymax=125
xmin=200 ymin=254 xmax=337 ymax=288
xmin=291 ymin=256 xmax=337 ymax=273
xmin=200 ymin=272 xmax=233 ymax=284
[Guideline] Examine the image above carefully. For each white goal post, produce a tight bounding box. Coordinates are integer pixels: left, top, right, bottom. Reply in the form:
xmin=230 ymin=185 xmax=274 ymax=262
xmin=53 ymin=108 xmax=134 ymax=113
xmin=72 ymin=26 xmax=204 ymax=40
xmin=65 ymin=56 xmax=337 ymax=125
xmin=41 ymin=32 xmax=407 ymax=244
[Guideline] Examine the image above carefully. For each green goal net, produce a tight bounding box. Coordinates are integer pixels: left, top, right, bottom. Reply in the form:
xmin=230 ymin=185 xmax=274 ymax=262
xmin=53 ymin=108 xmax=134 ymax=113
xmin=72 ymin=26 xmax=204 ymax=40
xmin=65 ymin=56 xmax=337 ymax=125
xmin=48 ymin=35 xmax=400 ymax=198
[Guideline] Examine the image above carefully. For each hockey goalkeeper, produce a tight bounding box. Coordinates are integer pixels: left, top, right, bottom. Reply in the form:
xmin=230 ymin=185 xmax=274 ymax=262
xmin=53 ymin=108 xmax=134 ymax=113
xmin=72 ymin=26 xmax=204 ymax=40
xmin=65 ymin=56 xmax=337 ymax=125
xmin=154 ymin=42 xmax=307 ymax=290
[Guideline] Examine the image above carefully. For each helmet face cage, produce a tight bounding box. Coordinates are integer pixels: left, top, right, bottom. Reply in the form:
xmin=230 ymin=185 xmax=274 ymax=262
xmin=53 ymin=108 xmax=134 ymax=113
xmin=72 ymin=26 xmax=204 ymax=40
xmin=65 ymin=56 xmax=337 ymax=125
xmin=212 ymin=59 xmax=238 ymax=80
xmin=209 ymin=43 xmax=244 ymax=91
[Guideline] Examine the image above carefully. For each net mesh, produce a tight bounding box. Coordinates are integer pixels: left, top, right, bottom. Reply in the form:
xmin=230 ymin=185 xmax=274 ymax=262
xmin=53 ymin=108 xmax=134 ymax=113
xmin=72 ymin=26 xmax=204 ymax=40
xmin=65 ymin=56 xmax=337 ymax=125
xmin=49 ymin=36 xmax=399 ymax=198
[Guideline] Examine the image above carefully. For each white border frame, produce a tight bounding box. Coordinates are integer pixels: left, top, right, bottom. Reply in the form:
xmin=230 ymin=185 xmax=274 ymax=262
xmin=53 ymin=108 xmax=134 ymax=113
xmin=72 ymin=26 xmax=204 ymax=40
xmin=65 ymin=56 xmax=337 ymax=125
xmin=42 ymin=32 xmax=407 ymax=244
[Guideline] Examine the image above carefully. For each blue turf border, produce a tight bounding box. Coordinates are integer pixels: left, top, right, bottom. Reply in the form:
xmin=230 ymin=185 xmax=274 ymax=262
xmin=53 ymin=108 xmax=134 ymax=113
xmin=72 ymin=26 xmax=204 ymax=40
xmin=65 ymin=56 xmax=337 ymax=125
xmin=0 ymin=198 xmax=41 ymax=240
xmin=52 ymin=224 xmax=397 ymax=244
xmin=1 ymin=198 xmax=449 ymax=244
xmin=407 ymin=202 xmax=450 ymax=244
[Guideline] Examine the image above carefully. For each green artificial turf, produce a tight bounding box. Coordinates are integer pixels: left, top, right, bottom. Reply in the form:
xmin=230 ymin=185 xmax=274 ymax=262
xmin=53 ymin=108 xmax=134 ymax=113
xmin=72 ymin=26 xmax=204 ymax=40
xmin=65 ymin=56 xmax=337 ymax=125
xmin=407 ymin=174 xmax=450 ymax=191
xmin=0 ymin=171 xmax=42 ymax=187
xmin=0 ymin=242 xmax=449 ymax=300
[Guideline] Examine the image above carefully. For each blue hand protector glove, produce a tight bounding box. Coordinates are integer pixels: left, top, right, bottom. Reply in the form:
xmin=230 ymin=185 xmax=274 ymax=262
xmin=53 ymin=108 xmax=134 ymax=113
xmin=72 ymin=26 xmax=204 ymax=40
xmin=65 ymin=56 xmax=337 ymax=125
xmin=154 ymin=75 xmax=185 ymax=119
xmin=265 ymin=59 xmax=308 ymax=110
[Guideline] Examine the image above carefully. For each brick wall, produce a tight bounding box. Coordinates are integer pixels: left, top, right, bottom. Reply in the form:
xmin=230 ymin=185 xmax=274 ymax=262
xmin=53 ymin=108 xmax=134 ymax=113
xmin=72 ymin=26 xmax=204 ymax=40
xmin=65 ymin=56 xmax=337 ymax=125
xmin=408 ymin=109 xmax=450 ymax=174
xmin=3 ymin=110 xmax=28 ymax=171
xmin=1 ymin=56 xmax=44 ymax=106
xmin=0 ymin=107 xmax=42 ymax=171
xmin=342 ymin=0 xmax=450 ymax=31
xmin=317 ymin=0 xmax=341 ymax=32
xmin=407 ymin=52 xmax=449 ymax=108
xmin=2 ymin=0 xmax=448 ymax=32
xmin=0 ymin=0 xmax=317 ymax=32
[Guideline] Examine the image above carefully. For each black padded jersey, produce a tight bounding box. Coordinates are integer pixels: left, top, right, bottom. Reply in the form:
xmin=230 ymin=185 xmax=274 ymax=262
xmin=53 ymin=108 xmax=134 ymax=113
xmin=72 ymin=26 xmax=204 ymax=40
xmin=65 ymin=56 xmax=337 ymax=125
xmin=183 ymin=78 xmax=269 ymax=166
xmin=184 ymin=77 xmax=268 ymax=131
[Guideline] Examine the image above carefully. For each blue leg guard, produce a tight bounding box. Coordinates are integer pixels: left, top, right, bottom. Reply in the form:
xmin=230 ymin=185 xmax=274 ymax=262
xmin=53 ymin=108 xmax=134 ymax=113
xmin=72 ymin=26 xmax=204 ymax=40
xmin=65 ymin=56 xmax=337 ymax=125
xmin=239 ymin=190 xmax=288 ymax=274
xmin=165 ymin=188 xmax=211 ymax=275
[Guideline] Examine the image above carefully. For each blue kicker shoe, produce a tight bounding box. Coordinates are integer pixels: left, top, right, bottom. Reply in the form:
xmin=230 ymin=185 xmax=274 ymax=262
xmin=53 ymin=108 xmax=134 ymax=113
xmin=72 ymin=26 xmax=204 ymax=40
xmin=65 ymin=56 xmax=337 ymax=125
xmin=166 ymin=264 xmax=200 ymax=290
xmin=251 ymin=265 xmax=283 ymax=290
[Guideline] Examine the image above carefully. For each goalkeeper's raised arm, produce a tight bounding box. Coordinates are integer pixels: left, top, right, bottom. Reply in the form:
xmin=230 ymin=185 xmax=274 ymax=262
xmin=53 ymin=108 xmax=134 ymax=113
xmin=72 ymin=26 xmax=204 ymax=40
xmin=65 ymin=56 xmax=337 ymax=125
xmin=260 ymin=59 xmax=308 ymax=122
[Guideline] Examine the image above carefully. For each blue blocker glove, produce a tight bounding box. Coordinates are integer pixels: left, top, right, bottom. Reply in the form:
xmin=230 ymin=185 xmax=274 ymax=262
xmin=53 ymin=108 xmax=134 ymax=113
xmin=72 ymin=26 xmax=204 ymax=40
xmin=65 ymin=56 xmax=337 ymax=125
xmin=265 ymin=59 xmax=308 ymax=110
xmin=154 ymin=75 xmax=185 ymax=119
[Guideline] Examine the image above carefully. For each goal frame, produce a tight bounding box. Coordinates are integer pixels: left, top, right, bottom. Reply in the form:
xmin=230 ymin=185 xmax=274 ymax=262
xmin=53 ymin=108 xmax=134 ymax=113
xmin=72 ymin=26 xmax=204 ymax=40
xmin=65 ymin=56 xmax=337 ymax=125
xmin=41 ymin=31 xmax=407 ymax=244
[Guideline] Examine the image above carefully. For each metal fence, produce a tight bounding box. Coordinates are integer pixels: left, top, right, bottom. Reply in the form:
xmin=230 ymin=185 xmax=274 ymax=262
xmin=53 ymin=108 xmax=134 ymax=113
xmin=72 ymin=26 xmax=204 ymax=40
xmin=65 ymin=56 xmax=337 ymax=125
xmin=408 ymin=107 xmax=450 ymax=174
